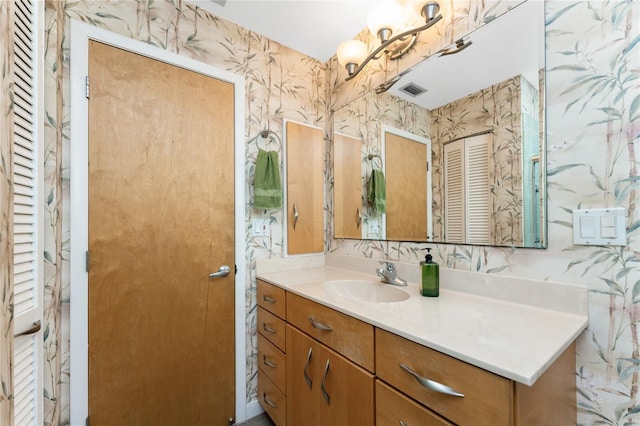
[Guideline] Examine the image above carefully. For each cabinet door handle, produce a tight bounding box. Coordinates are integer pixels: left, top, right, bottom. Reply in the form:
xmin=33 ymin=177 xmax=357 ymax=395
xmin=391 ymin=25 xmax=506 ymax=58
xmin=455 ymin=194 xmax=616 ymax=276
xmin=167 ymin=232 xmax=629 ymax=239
xmin=308 ymin=316 xmax=333 ymax=331
xmin=293 ymin=204 xmax=299 ymax=230
xmin=304 ymin=347 xmax=313 ymax=389
xmin=399 ymin=422 xmax=407 ymax=426
xmin=262 ymin=392 xmax=278 ymax=408
xmin=321 ymin=359 xmax=331 ymax=405
xmin=262 ymin=323 xmax=277 ymax=334
xmin=262 ymin=295 xmax=276 ymax=303
xmin=356 ymin=208 xmax=361 ymax=229
xmin=15 ymin=321 xmax=41 ymax=337
xmin=263 ymin=355 xmax=277 ymax=369
xmin=399 ymin=363 xmax=464 ymax=397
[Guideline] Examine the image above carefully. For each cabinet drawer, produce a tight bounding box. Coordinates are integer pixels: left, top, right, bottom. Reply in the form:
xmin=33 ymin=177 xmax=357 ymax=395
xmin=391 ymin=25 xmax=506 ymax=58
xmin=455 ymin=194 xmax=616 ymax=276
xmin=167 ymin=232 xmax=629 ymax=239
xmin=376 ymin=329 xmax=512 ymax=426
xmin=286 ymin=292 xmax=374 ymax=372
xmin=258 ymin=334 xmax=286 ymax=395
xmin=258 ymin=370 xmax=286 ymax=426
xmin=258 ymin=307 xmax=286 ymax=351
xmin=376 ymin=380 xmax=453 ymax=426
xmin=257 ymin=279 xmax=286 ymax=319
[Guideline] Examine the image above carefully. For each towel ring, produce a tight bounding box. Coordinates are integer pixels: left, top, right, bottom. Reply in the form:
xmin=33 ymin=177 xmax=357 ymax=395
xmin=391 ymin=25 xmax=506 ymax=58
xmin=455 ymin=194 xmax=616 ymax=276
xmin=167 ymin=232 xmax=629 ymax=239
xmin=367 ymin=153 xmax=383 ymax=170
xmin=256 ymin=129 xmax=281 ymax=151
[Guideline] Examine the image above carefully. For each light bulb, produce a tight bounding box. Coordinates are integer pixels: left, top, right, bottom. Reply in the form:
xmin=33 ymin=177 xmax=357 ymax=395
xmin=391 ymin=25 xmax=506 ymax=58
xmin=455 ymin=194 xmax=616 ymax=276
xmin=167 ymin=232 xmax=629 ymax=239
xmin=336 ymin=40 xmax=367 ymax=74
xmin=367 ymin=0 xmax=406 ymax=42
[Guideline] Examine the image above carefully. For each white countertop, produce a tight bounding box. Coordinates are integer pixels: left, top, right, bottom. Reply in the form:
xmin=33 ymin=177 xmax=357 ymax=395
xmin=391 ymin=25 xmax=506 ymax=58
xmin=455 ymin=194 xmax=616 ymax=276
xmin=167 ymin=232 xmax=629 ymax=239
xmin=257 ymin=264 xmax=588 ymax=386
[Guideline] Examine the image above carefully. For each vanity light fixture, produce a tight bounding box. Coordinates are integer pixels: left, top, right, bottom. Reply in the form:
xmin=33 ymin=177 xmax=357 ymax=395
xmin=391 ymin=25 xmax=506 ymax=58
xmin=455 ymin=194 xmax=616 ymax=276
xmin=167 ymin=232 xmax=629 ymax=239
xmin=336 ymin=0 xmax=443 ymax=81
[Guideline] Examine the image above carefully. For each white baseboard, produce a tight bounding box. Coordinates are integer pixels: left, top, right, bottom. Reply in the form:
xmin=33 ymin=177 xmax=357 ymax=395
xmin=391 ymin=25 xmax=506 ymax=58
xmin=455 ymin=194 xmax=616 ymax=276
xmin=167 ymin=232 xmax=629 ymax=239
xmin=245 ymin=400 xmax=265 ymax=421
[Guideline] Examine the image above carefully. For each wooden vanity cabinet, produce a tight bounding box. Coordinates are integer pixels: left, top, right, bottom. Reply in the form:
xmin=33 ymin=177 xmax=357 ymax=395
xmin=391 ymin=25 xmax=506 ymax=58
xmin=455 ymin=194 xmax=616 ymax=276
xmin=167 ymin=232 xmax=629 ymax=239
xmin=376 ymin=328 xmax=577 ymax=426
xmin=376 ymin=380 xmax=453 ymax=426
xmin=257 ymin=281 xmax=578 ymax=426
xmin=286 ymin=292 xmax=374 ymax=372
xmin=287 ymin=325 xmax=375 ymax=426
xmin=257 ymin=280 xmax=287 ymax=425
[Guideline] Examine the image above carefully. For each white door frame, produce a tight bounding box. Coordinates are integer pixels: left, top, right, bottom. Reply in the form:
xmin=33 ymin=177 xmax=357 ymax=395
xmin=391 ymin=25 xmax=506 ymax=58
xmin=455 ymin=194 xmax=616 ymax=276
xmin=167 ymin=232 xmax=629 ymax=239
xmin=69 ymin=20 xmax=247 ymax=425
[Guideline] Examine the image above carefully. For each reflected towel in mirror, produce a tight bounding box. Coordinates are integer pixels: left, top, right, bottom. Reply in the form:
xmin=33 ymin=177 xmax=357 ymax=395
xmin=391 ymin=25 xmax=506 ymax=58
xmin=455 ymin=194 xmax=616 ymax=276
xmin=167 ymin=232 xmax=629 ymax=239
xmin=368 ymin=169 xmax=387 ymax=213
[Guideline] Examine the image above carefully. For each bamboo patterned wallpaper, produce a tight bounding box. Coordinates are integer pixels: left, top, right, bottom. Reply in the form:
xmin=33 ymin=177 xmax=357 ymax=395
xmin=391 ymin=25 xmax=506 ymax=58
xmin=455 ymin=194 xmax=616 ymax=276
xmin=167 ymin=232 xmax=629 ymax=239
xmin=0 ymin=0 xmax=631 ymax=425
xmin=1 ymin=2 xmax=14 ymax=425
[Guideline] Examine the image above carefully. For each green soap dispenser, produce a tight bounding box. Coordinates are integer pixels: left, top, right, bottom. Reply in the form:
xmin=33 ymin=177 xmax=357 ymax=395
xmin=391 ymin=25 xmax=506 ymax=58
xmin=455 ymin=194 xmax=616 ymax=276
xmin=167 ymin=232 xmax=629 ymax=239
xmin=420 ymin=248 xmax=439 ymax=297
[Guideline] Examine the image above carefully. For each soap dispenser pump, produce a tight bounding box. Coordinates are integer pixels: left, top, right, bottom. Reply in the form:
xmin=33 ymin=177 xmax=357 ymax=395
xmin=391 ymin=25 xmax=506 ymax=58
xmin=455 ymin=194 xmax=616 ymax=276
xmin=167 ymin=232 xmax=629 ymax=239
xmin=420 ymin=248 xmax=439 ymax=297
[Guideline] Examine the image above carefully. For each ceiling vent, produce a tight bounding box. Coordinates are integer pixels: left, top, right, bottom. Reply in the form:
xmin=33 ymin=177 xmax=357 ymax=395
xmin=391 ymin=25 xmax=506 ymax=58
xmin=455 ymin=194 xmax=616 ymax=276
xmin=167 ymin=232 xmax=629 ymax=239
xmin=399 ymin=82 xmax=427 ymax=97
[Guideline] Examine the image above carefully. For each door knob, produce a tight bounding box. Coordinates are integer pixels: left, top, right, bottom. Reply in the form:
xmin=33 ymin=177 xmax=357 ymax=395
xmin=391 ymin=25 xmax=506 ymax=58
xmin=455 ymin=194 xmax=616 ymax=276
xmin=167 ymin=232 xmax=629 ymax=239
xmin=209 ymin=265 xmax=230 ymax=278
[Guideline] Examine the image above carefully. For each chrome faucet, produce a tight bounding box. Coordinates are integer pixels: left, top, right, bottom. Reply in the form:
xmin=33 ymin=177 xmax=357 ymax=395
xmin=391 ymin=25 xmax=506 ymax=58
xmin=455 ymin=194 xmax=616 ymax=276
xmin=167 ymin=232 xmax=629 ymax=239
xmin=376 ymin=261 xmax=407 ymax=286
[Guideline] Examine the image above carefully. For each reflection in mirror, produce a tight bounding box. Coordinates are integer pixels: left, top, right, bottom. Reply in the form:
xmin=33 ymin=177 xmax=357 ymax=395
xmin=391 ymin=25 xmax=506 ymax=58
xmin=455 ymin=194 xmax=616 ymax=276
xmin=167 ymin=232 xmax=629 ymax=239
xmin=332 ymin=0 xmax=546 ymax=248
xmin=383 ymin=128 xmax=432 ymax=241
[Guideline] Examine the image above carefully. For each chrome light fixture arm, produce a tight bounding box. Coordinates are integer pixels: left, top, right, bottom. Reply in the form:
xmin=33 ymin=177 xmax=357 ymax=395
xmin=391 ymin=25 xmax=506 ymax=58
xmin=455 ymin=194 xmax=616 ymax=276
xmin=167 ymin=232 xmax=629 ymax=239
xmin=344 ymin=14 xmax=443 ymax=81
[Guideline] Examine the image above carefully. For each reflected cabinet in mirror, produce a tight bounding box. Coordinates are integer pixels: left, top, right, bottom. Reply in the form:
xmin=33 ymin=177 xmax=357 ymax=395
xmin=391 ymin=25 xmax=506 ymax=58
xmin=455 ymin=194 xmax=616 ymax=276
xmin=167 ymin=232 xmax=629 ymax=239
xmin=333 ymin=0 xmax=546 ymax=248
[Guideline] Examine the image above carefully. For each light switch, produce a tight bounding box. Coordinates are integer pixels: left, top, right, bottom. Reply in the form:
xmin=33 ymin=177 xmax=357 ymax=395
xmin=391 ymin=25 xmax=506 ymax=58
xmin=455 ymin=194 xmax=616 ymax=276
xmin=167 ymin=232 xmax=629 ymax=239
xmin=579 ymin=216 xmax=596 ymax=238
xmin=573 ymin=208 xmax=626 ymax=246
xmin=600 ymin=215 xmax=617 ymax=238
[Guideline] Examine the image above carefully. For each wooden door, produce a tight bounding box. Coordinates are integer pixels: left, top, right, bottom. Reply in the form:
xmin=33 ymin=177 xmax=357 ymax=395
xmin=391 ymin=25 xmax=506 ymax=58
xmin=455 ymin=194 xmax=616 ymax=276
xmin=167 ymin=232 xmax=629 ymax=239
xmin=333 ymin=133 xmax=363 ymax=239
xmin=385 ymin=132 xmax=429 ymax=241
xmin=87 ymin=41 xmax=235 ymax=425
xmin=286 ymin=121 xmax=324 ymax=254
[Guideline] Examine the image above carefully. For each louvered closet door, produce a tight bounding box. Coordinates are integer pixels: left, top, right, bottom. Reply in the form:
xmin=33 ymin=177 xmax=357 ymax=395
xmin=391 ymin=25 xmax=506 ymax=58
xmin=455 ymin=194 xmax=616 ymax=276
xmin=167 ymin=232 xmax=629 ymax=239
xmin=464 ymin=134 xmax=490 ymax=245
xmin=444 ymin=140 xmax=465 ymax=243
xmin=443 ymin=134 xmax=490 ymax=245
xmin=12 ymin=0 xmax=43 ymax=425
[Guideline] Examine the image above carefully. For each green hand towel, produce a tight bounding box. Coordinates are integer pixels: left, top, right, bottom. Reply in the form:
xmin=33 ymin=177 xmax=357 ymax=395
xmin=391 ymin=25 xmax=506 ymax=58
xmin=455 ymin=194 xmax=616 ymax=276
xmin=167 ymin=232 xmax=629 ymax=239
xmin=254 ymin=149 xmax=282 ymax=209
xmin=368 ymin=169 xmax=387 ymax=213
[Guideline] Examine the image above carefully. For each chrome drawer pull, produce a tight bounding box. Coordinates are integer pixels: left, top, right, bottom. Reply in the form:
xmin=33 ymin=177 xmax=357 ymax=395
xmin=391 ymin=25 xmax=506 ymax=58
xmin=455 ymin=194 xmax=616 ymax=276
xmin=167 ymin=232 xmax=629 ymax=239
xmin=262 ymin=323 xmax=277 ymax=334
xmin=293 ymin=204 xmax=299 ymax=230
xmin=399 ymin=363 xmax=464 ymax=397
xmin=321 ymin=359 xmax=331 ymax=405
xmin=262 ymin=392 xmax=277 ymax=408
xmin=263 ymin=295 xmax=277 ymax=303
xmin=308 ymin=316 xmax=333 ymax=331
xmin=304 ymin=347 xmax=313 ymax=389
xmin=399 ymin=422 xmax=407 ymax=426
xmin=263 ymin=355 xmax=277 ymax=369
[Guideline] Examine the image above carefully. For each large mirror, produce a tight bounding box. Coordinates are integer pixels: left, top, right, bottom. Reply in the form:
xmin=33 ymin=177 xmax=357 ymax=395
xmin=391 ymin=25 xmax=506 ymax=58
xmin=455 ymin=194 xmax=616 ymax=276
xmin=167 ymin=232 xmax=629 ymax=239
xmin=333 ymin=0 xmax=546 ymax=248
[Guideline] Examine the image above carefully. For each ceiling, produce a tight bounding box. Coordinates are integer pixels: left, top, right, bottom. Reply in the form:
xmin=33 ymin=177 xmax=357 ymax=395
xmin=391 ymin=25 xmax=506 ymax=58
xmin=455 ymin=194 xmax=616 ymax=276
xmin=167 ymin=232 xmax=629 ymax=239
xmin=188 ymin=0 xmax=376 ymax=62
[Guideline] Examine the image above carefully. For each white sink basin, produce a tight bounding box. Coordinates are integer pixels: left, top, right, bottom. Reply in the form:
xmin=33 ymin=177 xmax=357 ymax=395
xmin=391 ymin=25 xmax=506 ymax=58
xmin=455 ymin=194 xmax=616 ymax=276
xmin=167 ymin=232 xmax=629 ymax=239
xmin=323 ymin=279 xmax=410 ymax=303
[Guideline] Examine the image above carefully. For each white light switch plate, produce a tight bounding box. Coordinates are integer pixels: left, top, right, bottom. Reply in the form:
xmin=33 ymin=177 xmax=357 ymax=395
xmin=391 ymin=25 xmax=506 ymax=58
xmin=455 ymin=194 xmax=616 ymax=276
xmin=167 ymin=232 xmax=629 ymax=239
xmin=252 ymin=218 xmax=270 ymax=237
xmin=572 ymin=208 xmax=626 ymax=246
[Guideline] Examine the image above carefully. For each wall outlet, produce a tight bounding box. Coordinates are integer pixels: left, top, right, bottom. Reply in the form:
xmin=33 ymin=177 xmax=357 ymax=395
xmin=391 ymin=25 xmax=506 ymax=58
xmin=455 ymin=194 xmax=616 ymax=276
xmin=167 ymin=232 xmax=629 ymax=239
xmin=252 ymin=218 xmax=270 ymax=237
